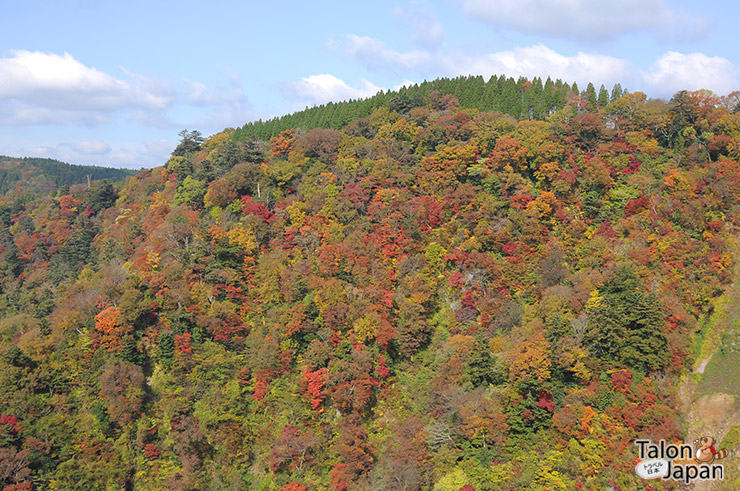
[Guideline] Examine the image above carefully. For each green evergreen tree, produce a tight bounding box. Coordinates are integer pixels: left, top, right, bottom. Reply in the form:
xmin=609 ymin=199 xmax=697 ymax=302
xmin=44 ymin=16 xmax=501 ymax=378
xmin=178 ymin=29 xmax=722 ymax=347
xmin=584 ymin=267 xmax=668 ymax=372
xmin=466 ymin=334 xmax=505 ymax=387
xmin=542 ymin=77 xmax=556 ymax=116
xmin=172 ymin=129 xmax=204 ymax=157
xmin=59 ymin=226 xmax=97 ymax=268
xmin=570 ymin=82 xmax=579 ymax=96
xmin=610 ymin=83 xmax=624 ymax=103
xmin=86 ymin=179 xmax=118 ymax=214
xmin=120 ymin=335 xmax=143 ymax=365
xmin=553 ymin=81 xmax=568 ymax=111
xmin=483 ymin=75 xmax=501 ymax=112
xmin=159 ymin=333 xmax=174 ymax=367
xmin=597 ymin=84 xmax=609 ymax=107
xmin=501 ymin=77 xmax=521 ymax=117
xmin=530 ymin=76 xmax=545 ymax=118
xmin=585 ymin=82 xmax=597 ymax=107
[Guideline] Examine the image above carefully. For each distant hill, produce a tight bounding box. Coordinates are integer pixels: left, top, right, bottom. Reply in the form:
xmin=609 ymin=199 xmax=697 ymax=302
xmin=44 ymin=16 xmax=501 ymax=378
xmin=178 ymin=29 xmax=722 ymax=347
xmin=0 ymin=156 xmax=137 ymax=194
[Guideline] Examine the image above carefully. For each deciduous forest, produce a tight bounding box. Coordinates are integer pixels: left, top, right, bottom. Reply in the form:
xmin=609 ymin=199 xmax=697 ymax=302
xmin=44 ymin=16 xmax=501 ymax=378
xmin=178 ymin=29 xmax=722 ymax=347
xmin=1 ymin=75 xmax=740 ymax=490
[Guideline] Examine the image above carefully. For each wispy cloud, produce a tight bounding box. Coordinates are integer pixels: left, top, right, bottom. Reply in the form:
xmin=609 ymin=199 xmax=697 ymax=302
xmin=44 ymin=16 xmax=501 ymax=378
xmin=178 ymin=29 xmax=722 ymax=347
xmin=285 ymin=73 xmax=383 ymax=106
xmin=392 ymin=5 xmax=445 ymax=48
xmin=454 ymin=0 xmax=708 ymax=42
xmin=328 ymin=35 xmax=434 ymax=73
xmin=185 ymin=70 xmax=257 ymax=130
xmin=330 ymin=31 xmax=740 ymax=98
xmin=65 ymin=140 xmax=111 ymax=155
xmin=331 ymin=35 xmax=636 ymax=89
xmin=186 ymin=68 xmax=245 ymax=106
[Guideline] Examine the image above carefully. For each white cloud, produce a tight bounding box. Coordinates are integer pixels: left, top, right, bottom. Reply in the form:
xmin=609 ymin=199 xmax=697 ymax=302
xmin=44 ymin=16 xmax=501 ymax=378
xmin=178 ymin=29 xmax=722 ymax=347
xmin=643 ymin=51 xmax=740 ymax=98
xmin=0 ymin=50 xmax=128 ymax=108
xmin=333 ymin=35 xmax=634 ymax=90
xmin=319 ymin=33 xmax=740 ymax=106
xmin=329 ymin=35 xmax=433 ymax=73
xmin=330 ymin=33 xmax=740 ymax=101
xmin=0 ymin=50 xmax=174 ymax=126
xmin=447 ymin=44 xmax=636 ymax=89
xmin=286 ymin=74 xmax=384 ymax=105
xmin=0 ymin=50 xmax=256 ymax=133
xmin=455 ymin=0 xmax=708 ymax=42
xmin=0 ymin=51 xmax=260 ymax=168
xmin=0 ymin=51 xmax=172 ymax=110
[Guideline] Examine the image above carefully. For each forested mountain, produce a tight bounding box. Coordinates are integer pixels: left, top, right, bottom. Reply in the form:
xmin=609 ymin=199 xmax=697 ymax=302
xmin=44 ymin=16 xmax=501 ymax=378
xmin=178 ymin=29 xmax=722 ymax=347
xmin=0 ymin=156 xmax=137 ymax=195
xmin=233 ymin=75 xmax=625 ymax=141
xmin=1 ymin=79 xmax=740 ymax=490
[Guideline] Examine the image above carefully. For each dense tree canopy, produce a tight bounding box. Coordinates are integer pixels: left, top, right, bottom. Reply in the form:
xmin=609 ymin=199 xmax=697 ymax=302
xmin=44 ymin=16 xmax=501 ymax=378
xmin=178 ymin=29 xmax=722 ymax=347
xmin=1 ymin=79 xmax=739 ymax=489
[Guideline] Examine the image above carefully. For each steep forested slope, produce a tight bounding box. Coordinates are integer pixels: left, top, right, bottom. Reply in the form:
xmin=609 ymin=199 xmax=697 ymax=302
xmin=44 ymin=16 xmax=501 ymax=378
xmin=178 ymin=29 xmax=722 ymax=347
xmin=1 ymin=83 xmax=740 ymax=490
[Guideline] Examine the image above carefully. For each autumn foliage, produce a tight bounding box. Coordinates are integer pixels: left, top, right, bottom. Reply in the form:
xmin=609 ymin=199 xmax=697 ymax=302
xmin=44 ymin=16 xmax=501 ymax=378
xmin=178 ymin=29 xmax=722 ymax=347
xmin=1 ymin=79 xmax=739 ymax=489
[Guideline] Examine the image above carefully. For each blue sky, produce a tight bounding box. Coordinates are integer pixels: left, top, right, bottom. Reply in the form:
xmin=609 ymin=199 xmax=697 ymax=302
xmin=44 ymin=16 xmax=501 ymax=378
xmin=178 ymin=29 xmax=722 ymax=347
xmin=2 ymin=0 xmax=739 ymax=169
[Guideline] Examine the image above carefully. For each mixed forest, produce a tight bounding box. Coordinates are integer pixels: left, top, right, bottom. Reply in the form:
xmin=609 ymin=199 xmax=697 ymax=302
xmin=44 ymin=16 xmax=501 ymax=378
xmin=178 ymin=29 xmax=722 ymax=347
xmin=2 ymin=75 xmax=740 ymax=490
xmin=0 ymin=157 xmax=136 ymax=195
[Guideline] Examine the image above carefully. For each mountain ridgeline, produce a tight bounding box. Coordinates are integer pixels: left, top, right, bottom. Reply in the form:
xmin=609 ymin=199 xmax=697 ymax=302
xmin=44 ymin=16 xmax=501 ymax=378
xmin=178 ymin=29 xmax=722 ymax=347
xmin=0 ymin=156 xmax=137 ymax=195
xmin=233 ymin=74 xmax=626 ymax=141
xmin=2 ymin=77 xmax=740 ymax=490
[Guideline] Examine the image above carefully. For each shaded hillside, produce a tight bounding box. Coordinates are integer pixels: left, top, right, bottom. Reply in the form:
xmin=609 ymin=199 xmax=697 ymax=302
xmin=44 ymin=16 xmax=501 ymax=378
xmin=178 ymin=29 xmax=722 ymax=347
xmin=0 ymin=156 xmax=137 ymax=195
xmin=1 ymin=84 xmax=740 ymax=490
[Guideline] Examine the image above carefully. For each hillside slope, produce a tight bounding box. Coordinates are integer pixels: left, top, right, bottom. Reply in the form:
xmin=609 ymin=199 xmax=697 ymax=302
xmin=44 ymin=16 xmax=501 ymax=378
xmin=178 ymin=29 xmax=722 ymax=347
xmin=1 ymin=85 xmax=740 ymax=490
xmin=680 ymin=247 xmax=740 ymax=490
